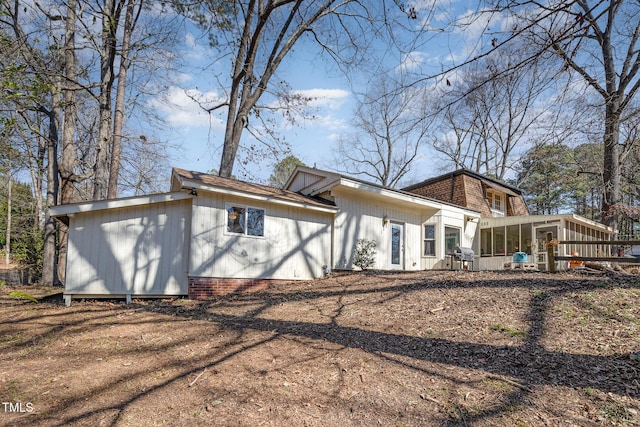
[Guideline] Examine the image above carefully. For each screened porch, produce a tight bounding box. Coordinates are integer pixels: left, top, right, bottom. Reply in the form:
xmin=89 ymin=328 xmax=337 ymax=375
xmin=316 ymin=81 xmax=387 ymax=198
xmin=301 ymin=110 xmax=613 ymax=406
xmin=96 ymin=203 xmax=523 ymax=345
xmin=477 ymin=214 xmax=613 ymax=271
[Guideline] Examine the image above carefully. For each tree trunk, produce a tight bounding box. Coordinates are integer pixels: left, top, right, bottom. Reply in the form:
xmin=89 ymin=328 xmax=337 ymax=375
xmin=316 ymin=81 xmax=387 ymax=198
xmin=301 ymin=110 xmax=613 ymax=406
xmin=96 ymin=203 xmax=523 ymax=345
xmin=602 ymin=104 xmax=621 ymax=233
xmin=93 ymin=0 xmax=120 ymax=200
xmin=56 ymin=0 xmax=80 ymax=284
xmin=108 ymin=0 xmax=139 ymax=199
xmin=41 ymin=102 xmax=59 ymax=285
xmin=5 ymin=164 xmax=11 ymax=266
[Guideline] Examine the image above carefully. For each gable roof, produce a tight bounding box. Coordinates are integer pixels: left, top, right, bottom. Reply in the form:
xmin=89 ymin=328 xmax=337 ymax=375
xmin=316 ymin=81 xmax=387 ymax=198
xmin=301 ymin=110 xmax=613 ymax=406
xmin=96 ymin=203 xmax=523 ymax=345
xmin=402 ymin=169 xmax=522 ymax=197
xmin=171 ymin=168 xmax=338 ymax=213
xmin=285 ymin=166 xmax=481 ymax=215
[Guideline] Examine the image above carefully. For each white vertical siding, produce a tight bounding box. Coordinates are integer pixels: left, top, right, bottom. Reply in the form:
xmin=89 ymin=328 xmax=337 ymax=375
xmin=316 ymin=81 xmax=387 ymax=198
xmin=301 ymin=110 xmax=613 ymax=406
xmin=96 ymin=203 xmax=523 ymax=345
xmin=288 ymin=171 xmax=327 ymax=193
xmin=189 ymin=192 xmax=333 ymax=280
xmin=331 ymin=189 xmax=432 ymax=271
xmin=65 ymin=200 xmax=190 ymax=295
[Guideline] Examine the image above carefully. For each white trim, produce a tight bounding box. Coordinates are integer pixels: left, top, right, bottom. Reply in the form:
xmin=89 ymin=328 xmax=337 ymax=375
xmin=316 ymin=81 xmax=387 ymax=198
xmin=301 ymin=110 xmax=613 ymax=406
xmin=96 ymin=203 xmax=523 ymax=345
xmin=224 ymin=203 xmax=266 ymax=238
xmin=389 ymin=221 xmax=405 ymax=270
xmin=50 ymin=192 xmax=193 ymax=217
xmin=182 ymin=179 xmax=339 ymax=214
xmin=337 ymin=179 xmax=480 ymax=216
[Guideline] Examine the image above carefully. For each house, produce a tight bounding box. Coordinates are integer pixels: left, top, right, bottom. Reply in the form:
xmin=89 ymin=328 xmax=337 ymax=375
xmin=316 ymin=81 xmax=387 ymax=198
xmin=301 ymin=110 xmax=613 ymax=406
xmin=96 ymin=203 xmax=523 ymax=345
xmin=284 ymin=166 xmax=480 ymax=271
xmin=402 ymin=169 xmax=612 ymax=270
xmin=402 ymin=169 xmax=529 ymax=218
xmin=51 ymin=167 xmax=481 ymax=305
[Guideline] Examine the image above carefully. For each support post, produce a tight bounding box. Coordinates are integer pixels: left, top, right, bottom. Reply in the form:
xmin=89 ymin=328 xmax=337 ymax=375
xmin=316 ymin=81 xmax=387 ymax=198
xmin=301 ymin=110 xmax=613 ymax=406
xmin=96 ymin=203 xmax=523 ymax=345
xmin=546 ymin=232 xmax=556 ymax=273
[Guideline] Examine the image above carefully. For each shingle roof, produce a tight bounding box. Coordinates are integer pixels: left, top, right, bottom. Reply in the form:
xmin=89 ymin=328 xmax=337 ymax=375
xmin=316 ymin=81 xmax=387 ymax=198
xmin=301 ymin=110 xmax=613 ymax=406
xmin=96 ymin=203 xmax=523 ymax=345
xmin=172 ymin=168 xmax=337 ymax=210
xmin=403 ymin=168 xmax=522 ymax=195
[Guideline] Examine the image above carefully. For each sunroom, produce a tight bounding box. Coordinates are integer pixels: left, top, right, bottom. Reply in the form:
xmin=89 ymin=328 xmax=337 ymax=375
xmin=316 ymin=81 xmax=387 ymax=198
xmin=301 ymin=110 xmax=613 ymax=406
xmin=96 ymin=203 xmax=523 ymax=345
xmin=477 ymin=214 xmax=613 ymax=271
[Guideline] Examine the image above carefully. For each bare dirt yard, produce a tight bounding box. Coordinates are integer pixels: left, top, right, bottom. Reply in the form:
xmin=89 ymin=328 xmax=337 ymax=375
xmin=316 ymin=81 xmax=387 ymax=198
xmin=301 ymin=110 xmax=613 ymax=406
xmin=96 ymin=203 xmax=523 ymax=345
xmin=1 ymin=270 xmax=639 ymax=426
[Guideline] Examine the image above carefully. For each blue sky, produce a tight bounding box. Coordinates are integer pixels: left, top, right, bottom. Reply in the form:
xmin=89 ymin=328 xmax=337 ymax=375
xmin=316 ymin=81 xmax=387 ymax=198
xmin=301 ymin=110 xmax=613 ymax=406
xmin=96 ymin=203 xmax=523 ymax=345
xmin=148 ymin=2 xmax=520 ymax=186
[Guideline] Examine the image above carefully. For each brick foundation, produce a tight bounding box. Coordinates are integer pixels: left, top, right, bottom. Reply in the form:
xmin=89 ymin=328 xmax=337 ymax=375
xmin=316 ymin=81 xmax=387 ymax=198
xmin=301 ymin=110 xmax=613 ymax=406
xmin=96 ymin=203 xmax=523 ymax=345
xmin=188 ymin=276 xmax=288 ymax=299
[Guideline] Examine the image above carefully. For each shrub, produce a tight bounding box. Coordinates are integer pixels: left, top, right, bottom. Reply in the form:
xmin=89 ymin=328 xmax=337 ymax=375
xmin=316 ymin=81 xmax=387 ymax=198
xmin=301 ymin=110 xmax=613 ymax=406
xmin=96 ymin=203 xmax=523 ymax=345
xmin=353 ymin=239 xmax=376 ymax=270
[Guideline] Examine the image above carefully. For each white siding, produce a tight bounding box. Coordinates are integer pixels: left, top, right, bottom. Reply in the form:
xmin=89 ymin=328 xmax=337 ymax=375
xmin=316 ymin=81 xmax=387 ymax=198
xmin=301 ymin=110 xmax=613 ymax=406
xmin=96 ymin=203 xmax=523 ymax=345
xmin=189 ymin=192 xmax=333 ymax=280
xmin=64 ymin=200 xmax=191 ymax=296
xmin=417 ymin=208 xmax=477 ymax=270
xmin=287 ymin=171 xmax=327 ymax=193
xmin=331 ymin=189 xmax=431 ymax=271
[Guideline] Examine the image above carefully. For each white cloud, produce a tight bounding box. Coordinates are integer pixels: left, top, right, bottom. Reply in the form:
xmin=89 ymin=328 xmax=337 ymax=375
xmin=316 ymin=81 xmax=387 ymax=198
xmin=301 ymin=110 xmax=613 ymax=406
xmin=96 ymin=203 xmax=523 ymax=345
xmin=183 ymin=32 xmax=210 ymax=61
xmin=149 ymin=86 xmax=226 ymax=129
xmin=290 ymin=88 xmax=350 ymax=109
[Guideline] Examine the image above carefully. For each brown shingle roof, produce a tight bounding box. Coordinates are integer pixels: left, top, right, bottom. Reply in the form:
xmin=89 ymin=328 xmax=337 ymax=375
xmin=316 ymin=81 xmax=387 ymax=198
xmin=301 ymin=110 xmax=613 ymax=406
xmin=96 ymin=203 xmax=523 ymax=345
xmin=172 ymin=168 xmax=337 ymax=210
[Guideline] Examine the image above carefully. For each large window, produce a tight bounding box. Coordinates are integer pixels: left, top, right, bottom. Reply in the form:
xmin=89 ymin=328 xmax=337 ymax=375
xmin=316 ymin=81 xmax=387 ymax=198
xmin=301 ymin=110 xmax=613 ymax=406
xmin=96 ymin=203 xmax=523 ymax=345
xmin=521 ymin=224 xmax=533 ymax=255
xmin=493 ymin=226 xmax=505 ymax=255
xmin=423 ymin=224 xmax=435 ymax=256
xmin=507 ymin=224 xmax=520 ymax=255
xmin=481 ymin=228 xmax=492 ymax=256
xmin=226 ymin=205 xmax=265 ymax=237
xmin=445 ymin=226 xmax=461 ymax=254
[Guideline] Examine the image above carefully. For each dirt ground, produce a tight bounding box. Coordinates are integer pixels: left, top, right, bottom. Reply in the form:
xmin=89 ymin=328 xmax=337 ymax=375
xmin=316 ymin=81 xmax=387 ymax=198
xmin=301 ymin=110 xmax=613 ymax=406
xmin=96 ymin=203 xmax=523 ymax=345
xmin=0 ymin=270 xmax=639 ymax=426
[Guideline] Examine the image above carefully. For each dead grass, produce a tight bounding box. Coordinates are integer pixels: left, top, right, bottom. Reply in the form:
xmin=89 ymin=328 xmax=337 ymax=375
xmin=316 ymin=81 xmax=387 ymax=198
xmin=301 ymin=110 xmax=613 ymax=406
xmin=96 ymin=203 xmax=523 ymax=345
xmin=0 ymin=270 xmax=638 ymax=426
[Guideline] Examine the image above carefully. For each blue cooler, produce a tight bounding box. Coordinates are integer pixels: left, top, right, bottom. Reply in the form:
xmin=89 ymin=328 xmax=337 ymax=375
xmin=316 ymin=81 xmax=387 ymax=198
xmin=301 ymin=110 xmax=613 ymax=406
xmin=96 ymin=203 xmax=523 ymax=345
xmin=513 ymin=252 xmax=528 ymax=263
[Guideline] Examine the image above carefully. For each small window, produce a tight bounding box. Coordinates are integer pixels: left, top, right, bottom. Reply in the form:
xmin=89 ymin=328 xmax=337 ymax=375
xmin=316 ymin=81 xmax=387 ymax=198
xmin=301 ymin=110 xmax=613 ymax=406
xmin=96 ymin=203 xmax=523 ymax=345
xmin=227 ymin=205 xmax=265 ymax=237
xmin=487 ymin=189 xmax=506 ymax=217
xmin=494 ymin=193 xmax=503 ymax=211
xmin=423 ymin=224 xmax=435 ymax=256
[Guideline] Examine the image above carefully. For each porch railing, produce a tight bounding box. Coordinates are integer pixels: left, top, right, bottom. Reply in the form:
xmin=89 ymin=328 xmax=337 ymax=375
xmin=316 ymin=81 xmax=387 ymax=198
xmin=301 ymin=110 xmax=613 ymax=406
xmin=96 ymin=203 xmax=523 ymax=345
xmin=545 ymin=232 xmax=640 ymax=273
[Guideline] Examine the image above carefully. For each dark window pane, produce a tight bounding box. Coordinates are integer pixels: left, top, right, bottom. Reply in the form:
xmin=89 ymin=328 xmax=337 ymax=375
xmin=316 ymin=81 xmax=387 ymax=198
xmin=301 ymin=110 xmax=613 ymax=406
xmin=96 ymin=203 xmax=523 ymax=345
xmin=481 ymin=228 xmax=492 ymax=256
xmin=424 ymin=224 xmax=434 ymax=239
xmin=391 ymin=225 xmax=401 ymax=265
xmin=247 ymin=208 xmax=265 ymax=236
xmin=227 ymin=207 xmax=246 ymax=234
xmin=493 ymin=227 xmax=505 ymax=255
xmin=423 ymin=240 xmax=435 ymax=256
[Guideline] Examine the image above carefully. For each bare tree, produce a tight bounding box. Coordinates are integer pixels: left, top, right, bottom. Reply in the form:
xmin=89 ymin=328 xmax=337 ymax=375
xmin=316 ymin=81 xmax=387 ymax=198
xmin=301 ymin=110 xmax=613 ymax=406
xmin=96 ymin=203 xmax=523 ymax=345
xmin=108 ymin=0 xmax=142 ymax=199
xmin=336 ymin=74 xmax=431 ymax=187
xmin=497 ymin=0 xmax=640 ymax=231
xmin=433 ymin=46 xmax=557 ymax=179
xmin=177 ymin=0 xmax=386 ymax=178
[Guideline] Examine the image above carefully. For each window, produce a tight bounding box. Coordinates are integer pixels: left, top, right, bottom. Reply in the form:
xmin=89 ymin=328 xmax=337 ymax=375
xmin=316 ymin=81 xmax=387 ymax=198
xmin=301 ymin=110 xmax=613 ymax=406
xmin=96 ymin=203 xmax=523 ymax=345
xmin=521 ymin=224 xmax=533 ymax=255
xmin=444 ymin=226 xmax=461 ymax=254
xmin=487 ymin=189 xmax=506 ymax=217
xmin=423 ymin=224 xmax=435 ymax=256
xmin=507 ymin=224 xmax=520 ymax=255
xmin=493 ymin=226 xmax=505 ymax=255
xmin=481 ymin=228 xmax=492 ymax=256
xmin=226 ymin=205 xmax=265 ymax=237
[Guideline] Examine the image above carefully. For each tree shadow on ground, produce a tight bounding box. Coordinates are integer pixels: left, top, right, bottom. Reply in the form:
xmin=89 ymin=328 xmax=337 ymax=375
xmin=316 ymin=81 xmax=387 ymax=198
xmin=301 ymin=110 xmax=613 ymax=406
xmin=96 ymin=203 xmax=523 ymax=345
xmin=4 ymin=272 xmax=638 ymax=426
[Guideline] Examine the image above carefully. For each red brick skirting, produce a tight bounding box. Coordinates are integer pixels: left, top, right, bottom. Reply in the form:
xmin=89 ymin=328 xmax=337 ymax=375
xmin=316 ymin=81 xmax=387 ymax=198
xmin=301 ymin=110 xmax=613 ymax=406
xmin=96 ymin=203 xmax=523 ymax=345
xmin=188 ymin=276 xmax=288 ymax=299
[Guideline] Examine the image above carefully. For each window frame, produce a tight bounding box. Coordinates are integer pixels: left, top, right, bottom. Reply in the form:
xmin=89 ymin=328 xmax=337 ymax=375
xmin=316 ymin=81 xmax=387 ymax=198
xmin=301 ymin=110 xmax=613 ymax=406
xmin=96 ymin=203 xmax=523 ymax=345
xmin=486 ymin=189 xmax=506 ymax=217
xmin=444 ymin=226 xmax=461 ymax=255
xmin=225 ymin=204 xmax=266 ymax=238
xmin=422 ymin=224 xmax=436 ymax=257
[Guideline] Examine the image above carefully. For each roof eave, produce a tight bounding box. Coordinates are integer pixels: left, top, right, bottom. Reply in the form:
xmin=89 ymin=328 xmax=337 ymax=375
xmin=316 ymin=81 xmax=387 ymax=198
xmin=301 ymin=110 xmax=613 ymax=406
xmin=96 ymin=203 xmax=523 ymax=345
xmin=181 ymin=178 xmax=338 ymax=213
